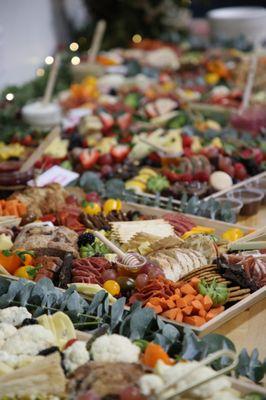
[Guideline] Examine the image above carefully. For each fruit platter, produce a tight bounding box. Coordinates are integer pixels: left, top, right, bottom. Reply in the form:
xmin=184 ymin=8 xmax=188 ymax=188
xmin=0 ymin=183 xmax=264 ymax=335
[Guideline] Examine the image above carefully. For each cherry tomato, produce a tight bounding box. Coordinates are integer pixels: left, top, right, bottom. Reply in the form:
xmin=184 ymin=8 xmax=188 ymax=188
xmin=103 ymin=280 xmax=120 ymax=296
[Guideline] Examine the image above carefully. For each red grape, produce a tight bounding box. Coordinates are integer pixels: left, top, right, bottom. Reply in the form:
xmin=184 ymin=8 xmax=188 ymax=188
xmin=102 ymin=269 xmax=117 ymax=282
xmin=135 ymin=273 xmax=149 ymax=290
xmin=139 ymin=262 xmax=155 ymax=275
xmin=148 ymin=267 xmax=164 ymax=279
xmin=100 ymin=165 xmax=113 ymax=178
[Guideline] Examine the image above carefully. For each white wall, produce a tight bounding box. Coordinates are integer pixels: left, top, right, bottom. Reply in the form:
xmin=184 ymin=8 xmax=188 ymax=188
xmin=0 ymin=0 xmax=61 ymax=89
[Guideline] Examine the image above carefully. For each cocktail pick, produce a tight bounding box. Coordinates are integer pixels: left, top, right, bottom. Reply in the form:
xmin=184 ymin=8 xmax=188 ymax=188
xmin=157 ymin=349 xmax=238 ymax=400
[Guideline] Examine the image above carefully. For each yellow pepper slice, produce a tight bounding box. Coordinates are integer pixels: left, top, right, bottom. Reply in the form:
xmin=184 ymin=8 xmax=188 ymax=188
xmin=222 ymin=228 xmax=244 ymax=242
xmin=182 ymin=226 xmax=215 ymax=240
xmin=103 ymin=199 xmax=122 ymax=215
xmin=84 ymin=202 xmax=101 ymax=215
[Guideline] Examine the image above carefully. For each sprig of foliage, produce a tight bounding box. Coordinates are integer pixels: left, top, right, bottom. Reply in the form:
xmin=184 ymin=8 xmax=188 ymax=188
xmin=0 ymin=276 xmax=264 ymax=382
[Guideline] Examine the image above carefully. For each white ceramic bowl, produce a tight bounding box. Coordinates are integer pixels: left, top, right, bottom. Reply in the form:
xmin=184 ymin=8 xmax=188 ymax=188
xmin=207 ymin=7 xmax=266 ymax=44
xmin=22 ymin=101 xmax=62 ymax=129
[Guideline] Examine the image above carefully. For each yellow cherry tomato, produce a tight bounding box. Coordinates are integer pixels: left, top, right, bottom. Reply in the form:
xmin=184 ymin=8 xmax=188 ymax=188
xmin=103 ymin=280 xmax=121 ymax=296
xmin=222 ymin=228 xmax=244 ymax=242
xmin=103 ymin=199 xmax=122 ymax=215
xmin=205 ymin=73 xmax=220 ymax=85
xmin=14 ymin=265 xmax=35 ymax=280
xmin=84 ymin=202 xmax=101 ymax=215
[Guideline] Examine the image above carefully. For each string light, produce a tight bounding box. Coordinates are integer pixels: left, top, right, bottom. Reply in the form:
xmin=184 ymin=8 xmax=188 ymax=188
xmin=36 ymin=68 xmax=45 ymax=77
xmin=71 ymin=56 xmax=80 ymax=66
xmin=6 ymin=93 xmax=14 ymax=101
xmin=45 ymin=56 xmax=54 ymax=65
xmin=69 ymin=42 xmax=79 ymax=51
xmin=132 ymin=34 xmax=142 ymax=44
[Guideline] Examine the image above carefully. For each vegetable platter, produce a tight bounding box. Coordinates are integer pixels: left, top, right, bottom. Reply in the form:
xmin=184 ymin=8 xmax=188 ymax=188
xmin=0 ymin=283 xmax=265 ymax=399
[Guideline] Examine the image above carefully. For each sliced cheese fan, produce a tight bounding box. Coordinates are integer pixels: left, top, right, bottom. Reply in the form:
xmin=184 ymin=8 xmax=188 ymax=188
xmin=110 ymin=220 xmax=174 ymax=244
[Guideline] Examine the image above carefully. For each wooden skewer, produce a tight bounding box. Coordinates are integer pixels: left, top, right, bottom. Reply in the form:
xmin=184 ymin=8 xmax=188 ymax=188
xmin=19 ymin=126 xmax=60 ymax=173
xmin=42 ymin=54 xmax=61 ymax=106
xmin=87 ymin=20 xmax=106 ymax=63
xmin=239 ymin=45 xmax=259 ymax=115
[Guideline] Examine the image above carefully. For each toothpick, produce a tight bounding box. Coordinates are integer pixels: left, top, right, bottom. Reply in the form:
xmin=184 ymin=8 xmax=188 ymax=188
xmin=239 ymin=43 xmax=260 ymax=114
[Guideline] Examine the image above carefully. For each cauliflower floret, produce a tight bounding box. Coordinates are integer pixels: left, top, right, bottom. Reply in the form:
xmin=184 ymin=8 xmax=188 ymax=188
xmin=63 ymin=340 xmax=90 ymax=373
xmin=0 ymin=306 xmax=31 ymax=326
xmin=139 ymin=374 xmax=164 ymax=396
xmin=91 ymin=334 xmax=140 ymax=363
xmin=2 ymin=325 xmax=56 ymax=355
xmin=0 ymin=323 xmax=17 ymax=348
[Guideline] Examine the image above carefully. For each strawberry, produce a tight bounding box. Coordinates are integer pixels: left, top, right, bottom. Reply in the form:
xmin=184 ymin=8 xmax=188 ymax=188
xmin=183 ymin=147 xmax=194 ymax=157
xmin=120 ymin=133 xmax=133 ymax=144
xmin=234 ymin=162 xmax=248 ymax=180
xmin=98 ymin=110 xmax=114 ymax=130
xmin=182 ymin=135 xmax=193 ymax=148
xmin=111 ymin=145 xmax=130 ymax=163
xmin=194 ymin=171 xmax=210 ymax=182
xmin=179 ymin=173 xmax=193 ymax=182
xmin=79 ymin=149 xmax=100 ymax=169
xmin=117 ymin=112 xmax=132 ymax=131
xmin=253 ymin=149 xmax=264 ymax=164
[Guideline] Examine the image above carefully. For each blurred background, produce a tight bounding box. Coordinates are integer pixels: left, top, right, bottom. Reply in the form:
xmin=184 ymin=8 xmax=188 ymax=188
xmin=0 ymin=0 xmax=265 ymax=88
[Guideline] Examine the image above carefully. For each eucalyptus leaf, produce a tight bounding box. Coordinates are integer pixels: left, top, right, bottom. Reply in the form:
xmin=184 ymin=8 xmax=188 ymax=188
xmin=111 ymin=297 xmax=126 ymax=330
xmin=129 ymin=308 xmax=155 ymax=341
xmin=162 ymin=324 xmax=180 ymax=342
xmin=88 ymin=290 xmax=107 ymax=314
xmin=153 ymin=333 xmax=172 ymax=351
xmin=181 ymin=329 xmax=206 ymax=361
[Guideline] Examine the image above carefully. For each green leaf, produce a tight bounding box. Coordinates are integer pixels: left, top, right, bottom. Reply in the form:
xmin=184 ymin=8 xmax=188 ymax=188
xmin=133 ymin=339 xmax=149 ymax=352
xmin=181 ymin=329 xmax=207 ymax=361
xmin=88 ymin=290 xmax=107 ymax=314
xmin=111 ymin=297 xmax=126 ymax=330
xmin=129 ymin=308 xmax=155 ymax=341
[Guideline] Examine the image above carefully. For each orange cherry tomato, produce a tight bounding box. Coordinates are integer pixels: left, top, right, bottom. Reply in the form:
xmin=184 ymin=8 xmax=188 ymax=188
xmin=142 ymin=342 xmax=174 ymax=368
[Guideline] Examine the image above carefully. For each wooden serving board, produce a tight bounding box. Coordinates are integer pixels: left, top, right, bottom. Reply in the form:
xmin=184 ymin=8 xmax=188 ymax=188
xmin=122 ymin=202 xmax=254 ymax=237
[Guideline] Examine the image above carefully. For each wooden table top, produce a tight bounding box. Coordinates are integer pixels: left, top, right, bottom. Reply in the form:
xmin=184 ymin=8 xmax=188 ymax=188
xmin=214 ymin=205 xmax=266 ymax=367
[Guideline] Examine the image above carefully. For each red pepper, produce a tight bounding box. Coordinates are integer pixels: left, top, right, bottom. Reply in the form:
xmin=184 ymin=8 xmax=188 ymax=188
xmin=63 ymin=338 xmax=77 ymax=350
